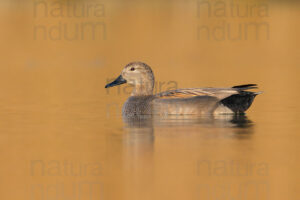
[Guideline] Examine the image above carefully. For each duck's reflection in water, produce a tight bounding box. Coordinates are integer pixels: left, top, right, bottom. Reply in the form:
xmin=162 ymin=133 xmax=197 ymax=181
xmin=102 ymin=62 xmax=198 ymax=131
xmin=122 ymin=114 xmax=254 ymax=156
xmin=121 ymin=115 xmax=155 ymax=198
xmin=123 ymin=114 xmax=253 ymax=137
xmin=152 ymin=114 xmax=254 ymax=137
xmin=121 ymin=114 xmax=254 ymax=198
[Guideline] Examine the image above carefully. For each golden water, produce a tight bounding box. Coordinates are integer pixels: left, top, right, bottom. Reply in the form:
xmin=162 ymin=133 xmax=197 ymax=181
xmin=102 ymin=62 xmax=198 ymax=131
xmin=0 ymin=0 xmax=299 ymax=199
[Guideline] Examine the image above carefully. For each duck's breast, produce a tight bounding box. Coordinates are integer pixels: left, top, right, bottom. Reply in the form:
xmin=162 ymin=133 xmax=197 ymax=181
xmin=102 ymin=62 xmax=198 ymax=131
xmin=122 ymin=96 xmax=155 ymax=116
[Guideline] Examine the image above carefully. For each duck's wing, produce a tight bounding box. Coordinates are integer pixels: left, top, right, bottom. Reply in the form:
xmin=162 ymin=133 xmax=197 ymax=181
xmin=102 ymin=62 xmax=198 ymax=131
xmin=155 ymin=84 xmax=258 ymax=100
xmin=153 ymin=84 xmax=260 ymax=114
xmin=156 ymin=88 xmax=237 ymax=100
xmin=156 ymin=88 xmax=215 ymax=99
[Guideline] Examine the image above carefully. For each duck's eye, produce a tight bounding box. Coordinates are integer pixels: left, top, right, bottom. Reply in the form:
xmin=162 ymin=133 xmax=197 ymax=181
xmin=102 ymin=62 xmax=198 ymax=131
xmin=130 ymin=67 xmax=135 ymax=71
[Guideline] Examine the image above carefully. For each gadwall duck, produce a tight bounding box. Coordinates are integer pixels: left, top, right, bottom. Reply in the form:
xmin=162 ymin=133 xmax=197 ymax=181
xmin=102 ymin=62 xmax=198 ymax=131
xmin=105 ymin=62 xmax=261 ymax=116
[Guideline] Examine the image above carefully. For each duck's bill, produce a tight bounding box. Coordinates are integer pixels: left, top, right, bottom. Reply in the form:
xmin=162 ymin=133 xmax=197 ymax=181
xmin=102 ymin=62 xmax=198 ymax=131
xmin=105 ymin=75 xmax=127 ymax=88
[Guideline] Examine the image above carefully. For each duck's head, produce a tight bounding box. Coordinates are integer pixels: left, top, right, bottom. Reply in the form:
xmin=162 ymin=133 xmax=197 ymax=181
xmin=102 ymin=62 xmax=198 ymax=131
xmin=105 ymin=62 xmax=155 ymax=95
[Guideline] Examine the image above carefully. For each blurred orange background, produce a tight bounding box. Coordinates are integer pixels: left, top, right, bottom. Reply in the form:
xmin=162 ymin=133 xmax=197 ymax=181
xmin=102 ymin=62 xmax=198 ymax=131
xmin=0 ymin=0 xmax=299 ymax=200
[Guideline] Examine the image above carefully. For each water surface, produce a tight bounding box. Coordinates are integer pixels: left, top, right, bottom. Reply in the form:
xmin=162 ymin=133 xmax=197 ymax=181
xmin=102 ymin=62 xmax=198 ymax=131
xmin=0 ymin=0 xmax=299 ymax=200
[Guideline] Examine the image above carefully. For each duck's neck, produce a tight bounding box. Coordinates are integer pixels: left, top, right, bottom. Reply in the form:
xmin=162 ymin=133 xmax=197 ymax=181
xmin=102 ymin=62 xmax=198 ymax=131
xmin=131 ymin=84 xmax=153 ymax=96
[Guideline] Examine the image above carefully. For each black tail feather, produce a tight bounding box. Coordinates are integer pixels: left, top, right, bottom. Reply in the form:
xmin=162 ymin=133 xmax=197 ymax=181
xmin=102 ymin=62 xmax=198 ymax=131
xmin=232 ymin=84 xmax=257 ymax=89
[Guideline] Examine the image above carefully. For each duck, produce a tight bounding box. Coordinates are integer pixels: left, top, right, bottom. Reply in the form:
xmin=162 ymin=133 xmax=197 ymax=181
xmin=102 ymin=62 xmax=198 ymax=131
xmin=105 ymin=62 xmax=261 ymax=116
